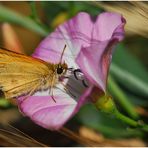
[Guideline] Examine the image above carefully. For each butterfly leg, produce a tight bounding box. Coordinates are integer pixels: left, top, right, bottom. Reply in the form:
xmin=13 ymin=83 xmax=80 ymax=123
xmin=49 ymin=75 xmax=56 ymax=103
xmin=60 ymin=82 xmax=76 ymax=98
xmin=49 ymin=87 xmax=56 ymax=103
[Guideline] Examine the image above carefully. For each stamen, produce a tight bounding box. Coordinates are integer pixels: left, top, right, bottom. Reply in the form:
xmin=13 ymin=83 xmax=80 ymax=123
xmin=51 ymin=95 xmax=56 ymax=103
xmin=56 ymin=84 xmax=76 ymax=98
xmin=82 ymin=80 xmax=88 ymax=87
xmin=74 ymin=69 xmax=82 ymax=80
xmin=73 ymin=69 xmax=88 ymax=88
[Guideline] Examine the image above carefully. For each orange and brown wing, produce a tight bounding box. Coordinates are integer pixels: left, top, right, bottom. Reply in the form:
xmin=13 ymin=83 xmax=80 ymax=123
xmin=0 ymin=48 xmax=53 ymax=98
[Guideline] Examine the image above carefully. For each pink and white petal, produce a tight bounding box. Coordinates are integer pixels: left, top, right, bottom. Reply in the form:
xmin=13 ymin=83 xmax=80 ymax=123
xmin=76 ymin=38 xmax=120 ymax=92
xmin=18 ymin=88 xmax=92 ymax=130
xmin=21 ymin=12 xmax=126 ymax=130
xmin=18 ymin=94 xmax=76 ymax=130
xmin=93 ymin=12 xmax=126 ymax=41
xmin=58 ymin=12 xmax=94 ymax=49
xmin=32 ymin=12 xmax=95 ymax=69
xmin=76 ymin=42 xmax=107 ymax=92
xmin=18 ymin=73 xmax=92 ymax=130
xmin=76 ymin=13 xmax=125 ymax=91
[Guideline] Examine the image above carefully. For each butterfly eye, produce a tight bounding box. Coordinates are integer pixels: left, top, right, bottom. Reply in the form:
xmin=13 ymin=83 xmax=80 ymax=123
xmin=57 ymin=66 xmax=63 ymax=74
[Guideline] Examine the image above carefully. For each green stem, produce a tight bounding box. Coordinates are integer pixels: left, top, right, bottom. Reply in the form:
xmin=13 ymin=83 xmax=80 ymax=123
xmin=114 ymin=110 xmax=138 ymax=127
xmin=95 ymin=95 xmax=148 ymax=132
xmin=29 ymin=2 xmax=40 ymax=23
xmin=0 ymin=4 xmax=49 ymax=36
xmin=28 ymin=2 xmax=50 ymax=35
xmin=114 ymin=110 xmax=148 ymax=132
xmin=108 ymin=75 xmax=139 ymax=119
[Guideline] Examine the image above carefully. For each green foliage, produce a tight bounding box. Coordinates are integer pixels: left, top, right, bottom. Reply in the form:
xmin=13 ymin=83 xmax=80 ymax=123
xmin=111 ymin=44 xmax=148 ymax=97
xmin=76 ymin=104 xmax=143 ymax=138
xmin=108 ymin=76 xmax=139 ymax=119
xmin=0 ymin=4 xmax=49 ymax=36
xmin=0 ymin=99 xmax=10 ymax=108
xmin=41 ymin=1 xmax=103 ymax=23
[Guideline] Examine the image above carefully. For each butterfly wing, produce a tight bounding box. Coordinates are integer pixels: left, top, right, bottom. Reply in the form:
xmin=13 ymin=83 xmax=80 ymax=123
xmin=0 ymin=48 xmax=53 ymax=98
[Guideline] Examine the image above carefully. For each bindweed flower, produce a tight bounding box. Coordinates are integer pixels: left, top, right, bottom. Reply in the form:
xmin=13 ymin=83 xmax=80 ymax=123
xmin=18 ymin=12 xmax=126 ymax=130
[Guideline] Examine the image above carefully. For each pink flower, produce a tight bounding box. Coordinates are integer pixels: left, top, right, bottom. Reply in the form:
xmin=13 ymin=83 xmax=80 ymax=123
xmin=18 ymin=12 xmax=126 ymax=130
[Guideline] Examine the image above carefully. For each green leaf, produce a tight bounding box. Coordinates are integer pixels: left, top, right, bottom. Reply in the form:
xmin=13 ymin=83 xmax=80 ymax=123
xmin=76 ymin=104 xmax=143 ymax=138
xmin=127 ymin=93 xmax=148 ymax=107
xmin=0 ymin=98 xmax=10 ymax=108
xmin=0 ymin=4 xmax=48 ymax=36
xmin=42 ymin=1 xmax=103 ymax=22
xmin=111 ymin=44 xmax=148 ymax=96
xmin=108 ymin=76 xmax=139 ymax=119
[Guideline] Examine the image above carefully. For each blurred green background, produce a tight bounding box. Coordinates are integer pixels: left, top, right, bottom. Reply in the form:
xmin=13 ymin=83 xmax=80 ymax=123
xmin=0 ymin=1 xmax=147 ymax=147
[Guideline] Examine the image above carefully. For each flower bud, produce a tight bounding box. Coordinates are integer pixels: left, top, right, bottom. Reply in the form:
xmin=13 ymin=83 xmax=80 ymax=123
xmin=95 ymin=94 xmax=117 ymax=114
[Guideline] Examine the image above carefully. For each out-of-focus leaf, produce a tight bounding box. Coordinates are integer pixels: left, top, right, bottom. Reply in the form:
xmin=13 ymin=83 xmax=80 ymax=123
xmin=67 ymin=2 xmax=103 ymax=16
xmin=76 ymin=104 xmax=143 ymax=138
xmin=42 ymin=1 xmax=103 ymax=25
xmin=0 ymin=4 xmax=48 ymax=36
xmin=41 ymin=1 xmax=68 ymax=23
xmin=0 ymin=99 xmax=10 ymax=108
xmin=51 ymin=12 xmax=68 ymax=28
xmin=111 ymin=44 xmax=148 ymax=96
xmin=126 ymin=93 xmax=148 ymax=107
xmin=108 ymin=76 xmax=138 ymax=119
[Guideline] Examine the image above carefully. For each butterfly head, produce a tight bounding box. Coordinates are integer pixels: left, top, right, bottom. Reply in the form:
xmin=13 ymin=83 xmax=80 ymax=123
xmin=56 ymin=62 xmax=68 ymax=76
xmin=55 ymin=44 xmax=68 ymax=76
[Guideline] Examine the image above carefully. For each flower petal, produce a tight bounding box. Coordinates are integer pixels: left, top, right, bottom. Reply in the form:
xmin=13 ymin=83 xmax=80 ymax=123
xmin=18 ymin=74 xmax=92 ymax=130
xmin=18 ymin=12 xmax=126 ymax=130
xmin=33 ymin=12 xmax=125 ymax=92
xmin=18 ymin=94 xmax=76 ymax=130
xmin=76 ymin=12 xmax=125 ymax=91
xmin=93 ymin=12 xmax=126 ymax=41
xmin=76 ymin=42 xmax=109 ymax=91
xmin=32 ymin=12 xmax=95 ymax=68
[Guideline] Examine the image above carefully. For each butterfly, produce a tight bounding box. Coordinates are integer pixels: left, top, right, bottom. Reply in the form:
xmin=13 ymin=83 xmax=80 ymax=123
xmin=0 ymin=45 xmax=68 ymax=101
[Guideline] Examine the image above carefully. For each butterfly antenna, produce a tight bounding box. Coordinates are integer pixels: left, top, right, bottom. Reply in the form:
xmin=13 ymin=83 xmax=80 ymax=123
xmin=59 ymin=44 xmax=66 ymax=64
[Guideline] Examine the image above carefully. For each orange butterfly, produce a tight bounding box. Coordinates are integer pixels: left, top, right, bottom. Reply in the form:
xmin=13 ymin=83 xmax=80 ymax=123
xmin=0 ymin=45 xmax=68 ymax=101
